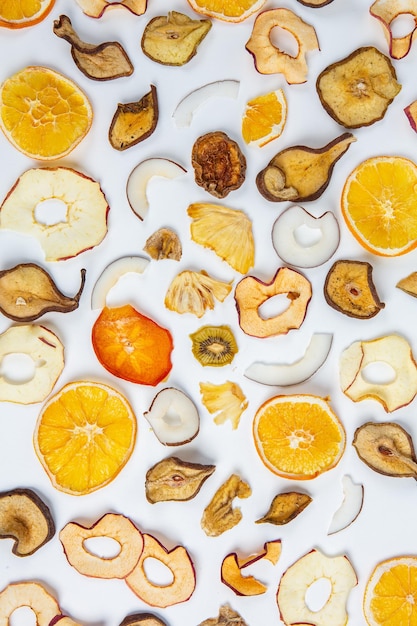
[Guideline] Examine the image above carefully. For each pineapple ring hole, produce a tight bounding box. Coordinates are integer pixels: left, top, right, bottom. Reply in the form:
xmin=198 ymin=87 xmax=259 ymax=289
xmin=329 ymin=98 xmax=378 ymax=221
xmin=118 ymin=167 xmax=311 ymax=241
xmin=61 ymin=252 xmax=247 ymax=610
xmin=390 ymin=13 xmax=416 ymax=38
xmin=143 ymin=556 xmax=175 ymax=587
xmin=294 ymin=223 xmax=323 ymax=248
xmin=361 ymin=362 xmax=397 ymax=385
xmin=0 ymin=353 xmax=39 ymax=384
xmin=270 ymin=26 xmax=299 ymax=58
xmin=83 ymin=536 xmax=122 ymax=559
xmin=258 ymin=293 xmax=292 ymax=320
xmin=304 ymin=577 xmax=332 ymax=612
xmin=34 ymin=198 xmax=68 ymax=226
xmin=10 ymin=607 xmax=37 ymax=626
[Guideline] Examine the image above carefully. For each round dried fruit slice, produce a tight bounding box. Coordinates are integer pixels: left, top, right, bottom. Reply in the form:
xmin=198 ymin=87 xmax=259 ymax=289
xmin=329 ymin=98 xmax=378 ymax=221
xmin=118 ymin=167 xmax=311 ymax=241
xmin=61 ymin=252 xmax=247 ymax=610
xmin=34 ymin=381 xmax=137 ymax=495
xmin=186 ymin=0 xmax=267 ymax=22
xmin=242 ymin=89 xmax=287 ymax=148
xmin=0 ymin=582 xmax=60 ymax=626
xmin=0 ymin=0 xmax=55 ymax=28
xmin=253 ymin=395 xmax=345 ymax=479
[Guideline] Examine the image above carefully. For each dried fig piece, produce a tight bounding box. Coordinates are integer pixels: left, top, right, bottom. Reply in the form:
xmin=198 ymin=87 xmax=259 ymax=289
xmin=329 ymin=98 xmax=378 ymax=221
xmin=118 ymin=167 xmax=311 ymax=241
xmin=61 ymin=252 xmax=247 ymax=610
xmin=397 ymin=272 xmax=417 ymax=297
xmin=0 ymin=488 xmax=55 ymax=556
xmin=192 ymin=131 xmax=246 ymax=198
xmin=0 ymin=264 xmax=86 ymax=322
xmin=317 ymin=47 xmax=401 ymax=128
xmin=201 ymin=474 xmax=251 ymax=537
xmin=198 ymin=605 xmax=249 ymax=626
xmin=353 ymin=421 xmax=417 ymax=478
xmin=145 ymin=456 xmax=215 ymax=503
xmin=256 ymin=133 xmax=355 ymax=202
xmin=324 ymin=259 xmax=384 ymax=319
xmin=53 ymin=15 xmax=133 ymax=80
xmin=141 ymin=12 xmax=211 ymax=66
xmin=256 ymin=492 xmax=312 ymax=525
xmin=109 ymin=86 xmax=158 ymax=150
xmin=144 ymin=228 xmax=182 ymax=260
xmin=119 ymin=614 xmax=168 ymax=626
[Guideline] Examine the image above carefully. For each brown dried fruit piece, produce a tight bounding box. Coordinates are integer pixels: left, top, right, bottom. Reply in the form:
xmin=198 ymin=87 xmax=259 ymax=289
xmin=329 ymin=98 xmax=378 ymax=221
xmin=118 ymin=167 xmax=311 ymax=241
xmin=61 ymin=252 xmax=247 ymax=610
xmin=397 ymin=272 xmax=417 ymax=297
xmin=370 ymin=0 xmax=417 ymax=59
xmin=145 ymin=456 xmax=215 ymax=502
xmin=143 ymin=228 xmax=182 ymax=261
xmin=317 ymin=46 xmax=401 ymax=128
xmin=75 ymin=0 xmax=147 ymax=17
xmin=0 ymin=488 xmax=55 ymax=556
xmin=324 ymin=259 xmax=384 ymax=319
xmin=298 ymin=0 xmax=334 ymax=5
xmin=198 ymin=605 xmax=249 ymax=626
xmin=119 ymin=614 xmax=168 ymax=626
xmin=0 ymin=264 xmax=86 ymax=322
xmin=141 ymin=12 xmax=211 ymax=66
xmin=53 ymin=15 xmax=133 ymax=80
xmin=256 ymin=492 xmax=312 ymax=525
xmin=109 ymin=86 xmax=158 ymax=150
xmin=201 ymin=473 xmax=251 ymax=537
xmin=256 ymin=133 xmax=355 ymax=202
xmin=192 ymin=131 xmax=246 ymax=198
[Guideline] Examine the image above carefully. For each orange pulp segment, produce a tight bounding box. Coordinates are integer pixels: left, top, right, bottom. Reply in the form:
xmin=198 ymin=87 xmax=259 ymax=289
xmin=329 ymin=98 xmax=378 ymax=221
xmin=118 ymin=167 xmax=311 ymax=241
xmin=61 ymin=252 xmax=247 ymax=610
xmin=0 ymin=0 xmax=55 ymax=28
xmin=242 ymin=89 xmax=287 ymax=147
xmin=186 ymin=0 xmax=267 ymax=22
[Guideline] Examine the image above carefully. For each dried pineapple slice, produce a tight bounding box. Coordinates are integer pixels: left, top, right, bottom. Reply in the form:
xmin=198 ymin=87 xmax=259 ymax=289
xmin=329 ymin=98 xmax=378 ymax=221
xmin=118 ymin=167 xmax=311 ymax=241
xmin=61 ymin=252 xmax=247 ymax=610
xmin=199 ymin=381 xmax=248 ymax=429
xmin=165 ymin=270 xmax=232 ymax=317
xmin=187 ymin=203 xmax=255 ymax=274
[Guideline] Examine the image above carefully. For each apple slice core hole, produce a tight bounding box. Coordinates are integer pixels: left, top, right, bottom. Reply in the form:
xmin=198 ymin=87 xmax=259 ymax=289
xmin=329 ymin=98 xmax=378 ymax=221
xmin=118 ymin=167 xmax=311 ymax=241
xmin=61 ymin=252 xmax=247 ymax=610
xmin=34 ymin=198 xmax=68 ymax=226
xmin=294 ymin=223 xmax=322 ymax=247
xmin=83 ymin=536 xmax=122 ymax=559
xmin=304 ymin=577 xmax=332 ymax=612
xmin=361 ymin=361 xmax=397 ymax=385
xmin=0 ymin=353 xmax=38 ymax=384
xmin=270 ymin=26 xmax=299 ymax=58
xmin=390 ymin=13 xmax=416 ymax=38
xmin=10 ymin=606 xmax=37 ymax=626
xmin=143 ymin=556 xmax=175 ymax=586
xmin=258 ymin=293 xmax=293 ymax=320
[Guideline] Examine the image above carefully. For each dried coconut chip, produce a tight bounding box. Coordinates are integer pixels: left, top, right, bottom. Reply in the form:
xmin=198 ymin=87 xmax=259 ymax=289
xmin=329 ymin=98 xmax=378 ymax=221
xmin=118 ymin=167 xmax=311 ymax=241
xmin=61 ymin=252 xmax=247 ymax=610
xmin=173 ymin=80 xmax=240 ymax=128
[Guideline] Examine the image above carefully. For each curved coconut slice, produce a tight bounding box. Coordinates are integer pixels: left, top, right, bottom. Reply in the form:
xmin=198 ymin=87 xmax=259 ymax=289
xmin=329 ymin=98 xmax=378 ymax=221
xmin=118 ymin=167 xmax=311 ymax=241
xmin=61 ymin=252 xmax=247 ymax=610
xmin=327 ymin=475 xmax=364 ymax=535
xmin=126 ymin=158 xmax=186 ymax=221
xmin=173 ymin=80 xmax=240 ymax=128
xmin=91 ymin=256 xmax=149 ymax=310
xmin=144 ymin=387 xmax=200 ymax=445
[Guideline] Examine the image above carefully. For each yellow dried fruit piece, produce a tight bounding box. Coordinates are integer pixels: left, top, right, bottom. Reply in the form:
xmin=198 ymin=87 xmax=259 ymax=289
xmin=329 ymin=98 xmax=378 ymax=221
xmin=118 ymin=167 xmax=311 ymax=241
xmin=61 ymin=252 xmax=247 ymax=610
xmin=201 ymin=474 xmax=251 ymax=536
xmin=242 ymin=89 xmax=287 ymax=147
xmin=109 ymin=86 xmax=158 ymax=151
xmin=186 ymin=0 xmax=267 ymax=22
xmin=0 ymin=0 xmax=55 ymax=28
xmin=199 ymin=381 xmax=248 ymax=429
xmin=165 ymin=270 xmax=232 ymax=318
xmin=188 ymin=203 xmax=255 ymax=273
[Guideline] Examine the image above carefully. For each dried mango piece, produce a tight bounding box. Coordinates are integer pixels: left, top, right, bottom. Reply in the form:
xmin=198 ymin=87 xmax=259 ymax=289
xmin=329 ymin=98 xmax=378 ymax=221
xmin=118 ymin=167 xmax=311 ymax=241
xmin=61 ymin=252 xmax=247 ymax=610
xmin=201 ymin=474 xmax=251 ymax=537
xmin=145 ymin=457 xmax=215 ymax=502
xmin=109 ymin=86 xmax=158 ymax=150
xmin=199 ymin=381 xmax=248 ymax=429
xmin=324 ymin=259 xmax=384 ymax=319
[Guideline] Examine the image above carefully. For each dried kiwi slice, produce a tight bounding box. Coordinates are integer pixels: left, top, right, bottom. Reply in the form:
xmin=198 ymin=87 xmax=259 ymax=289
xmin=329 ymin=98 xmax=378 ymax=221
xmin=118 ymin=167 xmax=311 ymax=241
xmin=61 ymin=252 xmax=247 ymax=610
xmin=190 ymin=325 xmax=238 ymax=366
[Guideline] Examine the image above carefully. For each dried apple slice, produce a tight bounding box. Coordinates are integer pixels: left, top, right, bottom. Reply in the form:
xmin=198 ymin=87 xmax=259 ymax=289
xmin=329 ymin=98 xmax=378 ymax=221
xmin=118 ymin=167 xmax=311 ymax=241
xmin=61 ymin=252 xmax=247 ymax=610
xmin=0 ymin=167 xmax=109 ymax=262
xmin=75 ymin=0 xmax=147 ymax=17
xmin=109 ymin=86 xmax=158 ymax=151
xmin=0 ymin=324 xmax=64 ymax=404
xmin=126 ymin=158 xmax=186 ymax=221
xmin=256 ymin=492 xmax=312 ymax=525
xmin=165 ymin=270 xmax=232 ymax=317
xmin=173 ymin=80 xmax=240 ymax=128
xmin=59 ymin=513 xmax=144 ymax=579
xmin=144 ymin=388 xmax=200 ymax=446
xmin=201 ymin=474 xmax=251 ymax=537
xmin=327 ymin=475 xmax=364 ymax=535
xmin=324 ymin=259 xmax=385 ymax=318
xmin=91 ymin=256 xmax=150 ymax=310
xmin=125 ymin=533 xmax=196 ymax=608
xmin=339 ymin=334 xmax=417 ymax=412
xmin=145 ymin=456 xmax=215 ymax=503
xmin=235 ymin=267 xmax=312 ymax=338
xmin=0 ymin=581 xmax=61 ymax=626
xmin=370 ymin=0 xmax=417 ymax=59
xmin=277 ymin=549 xmax=357 ymax=625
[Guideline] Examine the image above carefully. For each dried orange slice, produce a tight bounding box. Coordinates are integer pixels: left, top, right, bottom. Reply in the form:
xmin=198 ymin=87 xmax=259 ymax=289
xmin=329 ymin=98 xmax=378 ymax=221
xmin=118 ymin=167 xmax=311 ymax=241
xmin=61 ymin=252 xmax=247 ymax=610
xmin=0 ymin=0 xmax=55 ymax=28
xmin=253 ymin=394 xmax=345 ymax=480
xmin=341 ymin=156 xmax=417 ymax=256
xmin=0 ymin=66 xmax=92 ymax=160
xmin=186 ymin=0 xmax=266 ymax=22
xmin=242 ymin=89 xmax=287 ymax=147
xmin=363 ymin=555 xmax=417 ymax=625
xmin=34 ymin=381 xmax=137 ymax=495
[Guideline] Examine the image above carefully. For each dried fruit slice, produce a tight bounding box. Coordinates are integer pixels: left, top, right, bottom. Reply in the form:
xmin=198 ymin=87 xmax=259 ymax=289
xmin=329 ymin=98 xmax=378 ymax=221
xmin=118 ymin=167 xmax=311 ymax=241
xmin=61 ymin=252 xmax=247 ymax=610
xmin=144 ymin=388 xmax=200 ymax=446
xmin=0 ymin=0 xmax=55 ymax=28
xmin=53 ymin=15 xmax=133 ymax=80
xmin=0 ymin=488 xmax=55 ymax=556
xmin=191 ymin=131 xmax=246 ymax=198
xmin=317 ymin=47 xmax=401 ymax=128
xmin=141 ymin=12 xmax=211 ymax=66
xmin=397 ymin=271 xmax=417 ymax=297
xmin=34 ymin=381 xmax=137 ymax=495
xmin=173 ymin=80 xmax=240 ymax=128
xmin=298 ymin=0 xmax=334 ymax=5
xmin=242 ymin=89 xmax=287 ymax=148
xmin=144 ymin=228 xmax=182 ymax=261
xmin=327 ymin=475 xmax=364 ymax=535
xmin=0 ymin=167 xmax=109 ymax=262
xmin=253 ymin=395 xmax=345 ymax=480
xmin=405 ymin=99 xmax=417 ymax=132
xmin=165 ymin=270 xmax=232 ymax=318
xmin=246 ymin=8 xmax=319 ymax=84
xmin=341 ymin=156 xmax=417 ymax=256
xmin=221 ymin=540 xmax=282 ymax=595
xmin=186 ymin=0 xmax=266 ymax=22
xmin=119 ymin=614 xmax=167 ymax=626
xmin=75 ymin=0 xmax=147 ymax=17
xmin=0 ymin=66 xmax=92 ymax=160
xmin=92 ymin=304 xmax=173 ymax=386
xmin=199 ymin=380 xmax=248 ymax=429
xmin=91 ymin=256 xmax=150 ymax=310
xmin=0 ymin=582 xmax=60 ymax=626
xmin=190 ymin=325 xmax=238 ymax=367
xmin=324 ymin=259 xmax=385 ymax=318
xmin=339 ymin=334 xmax=417 ymax=412
xmin=201 ymin=474 xmax=251 ymax=536
xmin=188 ymin=203 xmax=254 ymax=273
xmin=109 ymin=86 xmax=158 ymax=151
xmin=370 ymin=0 xmax=417 ymax=59
xmin=256 ymin=492 xmax=312 ymax=526
xmin=198 ymin=605 xmax=248 ymax=626
xmin=145 ymin=456 xmax=215 ymax=503
xmin=277 ymin=549 xmax=357 ymax=625
xmin=257 ymin=133 xmax=355 ymax=202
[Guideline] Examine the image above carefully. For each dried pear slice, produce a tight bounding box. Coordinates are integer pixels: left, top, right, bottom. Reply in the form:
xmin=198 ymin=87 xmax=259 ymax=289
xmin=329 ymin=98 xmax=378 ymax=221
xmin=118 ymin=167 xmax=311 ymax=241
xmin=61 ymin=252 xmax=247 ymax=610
xmin=141 ymin=12 xmax=211 ymax=66
xmin=53 ymin=15 xmax=133 ymax=80
xmin=316 ymin=46 xmax=401 ymax=128
xmin=198 ymin=605 xmax=249 ymax=626
xmin=256 ymin=492 xmax=312 ymax=525
xmin=370 ymin=0 xmax=417 ymax=59
xmin=324 ymin=259 xmax=384 ymax=319
xmin=256 ymin=133 xmax=355 ymax=202
xmin=145 ymin=456 xmax=215 ymax=502
xmin=109 ymin=86 xmax=158 ymax=150
xmin=397 ymin=271 xmax=417 ymax=297
xmin=0 ymin=488 xmax=55 ymax=556
xmin=201 ymin=474 xmax=251 ymax=537
xmin=190 ymin=325 xmax=238 ymax=367
xmin=165 ymin=270 xmax=232 ymax=317
xmin=353 ymin=421 xmax=417 ymax=478
xmin=0 ymin=264 xmax=86 ymax=322
xmin=144 ymin=228 xmax=182 ymax=261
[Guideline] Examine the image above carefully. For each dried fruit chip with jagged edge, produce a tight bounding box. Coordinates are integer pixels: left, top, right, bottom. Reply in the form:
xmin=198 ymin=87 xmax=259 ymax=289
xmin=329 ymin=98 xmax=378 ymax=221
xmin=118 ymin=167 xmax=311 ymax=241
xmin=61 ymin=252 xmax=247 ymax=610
xmin=75 ymin=0 xmax=147 ymax=17
xmin=256 ymin=492 xmax=312 ymax=525
xmin=201 ymin=474 xmax=251 ymax=537
xmin=199 ymin=380 xmax=248 ymax=429
xmin=198 ymin=605 xmax=249 ymax=626
xmin=165 ymin=270 xmax=232 ymax=318
xmin=109 ymin=86 xmax=158 ymax=151
xmin=324 ymin=259 xmax=384 ymax=319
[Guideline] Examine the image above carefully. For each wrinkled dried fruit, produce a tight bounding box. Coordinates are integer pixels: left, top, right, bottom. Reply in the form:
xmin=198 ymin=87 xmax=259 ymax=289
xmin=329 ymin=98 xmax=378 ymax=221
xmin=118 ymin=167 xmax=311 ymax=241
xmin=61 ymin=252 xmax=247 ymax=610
xmin=192 ymin=131 xmax=246 ymax=198
xmin=256 ymin=133 xmax=355 ymax=202
xmin=201 ymin=474 xmax=251 ymax=537
xmin=165 ymin=270 xmax=232 ymax=317
xmin=190 ymin=325 xmax=238 ymax=366
xmin=119 ymin=614 xmax=168 ymax=626
xmin=0 ymin=581 xmax=60 ymax=626
xmin=75 ymin=0 xmax=147 ymax=17
xmin=173 ymin=80 xmax=240 ymax=128
xmin=198 ymin=605 xmax=248 ymax=626
xmin=397 ymin=272 xmax=417 ymax=297
xmin=53 ymin=15 xmax=133 ymax=80
xmin=353 ymin=421 xmax=417 ymax=478
xmin=317 ymin=46 xmax=401 ymax=128
xmin=0 ymin=488 xmax=55 ymax=556
xmin=256 ymin=492 xmax=312 ymax=525
xmin=0 ymin=264 xmax=85 ymax=322
xmin=109 ymin=86 xmax=158 ymax=150
xmin=141 ymin=12 xmax=211 ymax=66
xmin=144 ymin=228 xmax=182 ymax=261
xmin=144 ymin=387 xmax=200 ymax=445
xmin=324 ymin=259 xmax=385 ymax=319
xmin=199 ymin=380 xmax=248 ymax=429
xmin=370 ymin=0 xmax=417 ymax=59
xmin=145 ymin=456 xmax=215 ymax=502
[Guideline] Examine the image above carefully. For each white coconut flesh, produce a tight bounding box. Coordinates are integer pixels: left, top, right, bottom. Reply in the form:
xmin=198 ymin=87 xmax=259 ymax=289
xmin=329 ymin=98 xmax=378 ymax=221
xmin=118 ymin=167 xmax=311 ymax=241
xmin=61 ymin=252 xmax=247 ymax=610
xmin=172 ymin=80 xmax=240 ymax=128
xmin=144 ymin=388 xmax=200 ymax=445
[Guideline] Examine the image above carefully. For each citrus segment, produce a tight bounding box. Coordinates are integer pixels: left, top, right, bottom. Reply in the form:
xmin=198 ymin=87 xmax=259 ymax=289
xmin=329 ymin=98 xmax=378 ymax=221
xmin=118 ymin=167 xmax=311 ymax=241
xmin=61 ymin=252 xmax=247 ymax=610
xmin=253 ymin=394 xmax=345 ymax=479
xmin=242 ymin=89 xmax=287 ymax=147
xmin=0 ymin=0 xmax=55 ymax=28
xmin=364 ymin=556 xmax=417 ymax=625
xmin=186 ymin=0 xmax=266 ymax=22
xmin=34 ymin=381 xmax=137 ymax=495
xmin=341 ymin=156 xmax=417 ymax=256
xmin=0 ymin=66 xmax=92 ymax=160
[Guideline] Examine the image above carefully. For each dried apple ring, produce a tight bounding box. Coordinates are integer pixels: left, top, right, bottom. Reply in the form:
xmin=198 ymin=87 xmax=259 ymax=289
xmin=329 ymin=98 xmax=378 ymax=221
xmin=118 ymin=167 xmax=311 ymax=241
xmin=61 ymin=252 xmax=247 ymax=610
xmin=0 ymin=581 xmax=60 ymax=626
xmin=125 ymin=533 xmax=196 ymax=607
xmin=370 ymin=0 xmax=417 ymax=59
xmin=75 ymin=0 xmax=147 ymax=18
xmin=59 ymin=513 xmax=144 ymax=579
